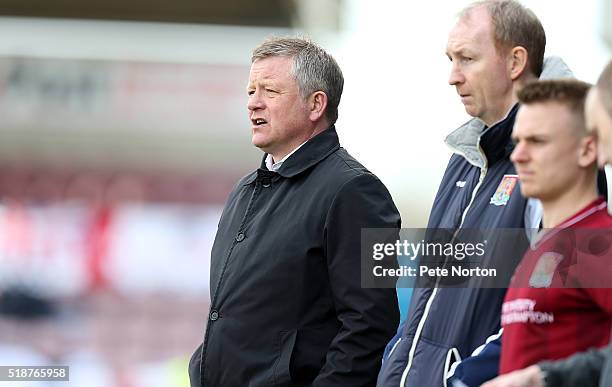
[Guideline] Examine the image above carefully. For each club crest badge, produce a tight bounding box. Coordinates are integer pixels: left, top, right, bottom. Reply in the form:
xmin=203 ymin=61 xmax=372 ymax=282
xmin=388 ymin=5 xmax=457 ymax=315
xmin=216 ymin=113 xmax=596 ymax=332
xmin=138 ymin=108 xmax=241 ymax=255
xmin=490 ymin=175 xmax=518 ymax=206
xmin=529 ymin=252 xmax=564 ymax=288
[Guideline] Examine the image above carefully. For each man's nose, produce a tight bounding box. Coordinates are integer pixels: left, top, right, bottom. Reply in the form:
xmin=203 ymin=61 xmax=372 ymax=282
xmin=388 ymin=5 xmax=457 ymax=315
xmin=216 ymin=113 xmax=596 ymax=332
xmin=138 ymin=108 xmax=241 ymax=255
xmin=448 ymin=63 xmax=464 ymax=86
xmin=247 ymin=91 xmax=264 ymax=111
xmin=510 ymin=142 xmax=528 ymax=164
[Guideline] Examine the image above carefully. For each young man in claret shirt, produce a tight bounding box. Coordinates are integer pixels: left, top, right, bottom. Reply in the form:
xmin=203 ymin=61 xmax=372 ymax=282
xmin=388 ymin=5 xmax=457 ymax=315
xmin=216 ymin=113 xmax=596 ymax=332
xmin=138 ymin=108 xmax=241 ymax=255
xmin=483 ymin=79 xmax=612 ymax=386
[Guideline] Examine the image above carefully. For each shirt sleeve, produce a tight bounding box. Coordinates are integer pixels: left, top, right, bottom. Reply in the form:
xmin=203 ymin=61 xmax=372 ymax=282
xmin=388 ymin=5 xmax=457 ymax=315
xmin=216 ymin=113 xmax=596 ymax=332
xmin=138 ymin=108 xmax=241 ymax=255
xmin=446 ymin=329 xmax=503 ymax=387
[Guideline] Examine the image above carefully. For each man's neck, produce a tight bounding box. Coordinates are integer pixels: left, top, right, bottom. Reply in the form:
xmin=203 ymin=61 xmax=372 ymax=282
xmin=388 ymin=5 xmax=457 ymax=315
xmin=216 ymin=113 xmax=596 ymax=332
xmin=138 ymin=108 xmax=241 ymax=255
xmin=266 ymin=140 xmax=308 ymax=171
xmin=270 ymin=124 xmax=329 ymax=163
xmin=270 ymin=141 xmax=306 ymax=165
xmin=483 ymin=75 xmax=536 ymax=126
xmin=483 ymin=96 xmax=518 ymax=127
xmin=541 ymin=183 xmax=599 ymax=228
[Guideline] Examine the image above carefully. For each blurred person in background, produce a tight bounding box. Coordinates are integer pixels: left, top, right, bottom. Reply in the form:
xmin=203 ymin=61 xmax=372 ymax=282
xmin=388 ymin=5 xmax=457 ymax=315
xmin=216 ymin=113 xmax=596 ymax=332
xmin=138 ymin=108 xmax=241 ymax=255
xmin=481 ymin=62 xmax=612 ymax=387
xmin=376 ymin=1 xmax=576 ymax=386
xmin=188 ymin=37 xmax=401 ymax=387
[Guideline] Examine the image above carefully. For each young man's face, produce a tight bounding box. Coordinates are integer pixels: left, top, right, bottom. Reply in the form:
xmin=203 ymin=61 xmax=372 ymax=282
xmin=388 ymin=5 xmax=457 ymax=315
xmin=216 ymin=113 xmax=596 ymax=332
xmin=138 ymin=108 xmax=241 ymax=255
xmin=511 ymin=102 xmax=588 ymax=201
xmin=585 ymin=88 xmax=612 ymax=168
xmin=446 ymin=7 xmax=514 ymax=126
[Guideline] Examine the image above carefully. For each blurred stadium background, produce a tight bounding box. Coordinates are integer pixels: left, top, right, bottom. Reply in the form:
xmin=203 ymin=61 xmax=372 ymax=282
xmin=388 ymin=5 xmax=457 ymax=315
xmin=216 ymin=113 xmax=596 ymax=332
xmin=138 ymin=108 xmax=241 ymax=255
xmin=0 ymin=0 xmax=609 ymax=386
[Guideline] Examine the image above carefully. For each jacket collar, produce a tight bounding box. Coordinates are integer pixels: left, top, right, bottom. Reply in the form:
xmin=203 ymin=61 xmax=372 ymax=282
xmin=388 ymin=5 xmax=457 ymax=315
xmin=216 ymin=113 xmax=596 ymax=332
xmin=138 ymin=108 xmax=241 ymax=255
xmin=445 ymin=105 xmax=518 ymax=169
xmin=243 ymin=126 xmax=340 ymax=185
xmin=479 ymin=104 xmax=519 ymax=166
xmin=444 ymin=56 xmax=574 ymax=169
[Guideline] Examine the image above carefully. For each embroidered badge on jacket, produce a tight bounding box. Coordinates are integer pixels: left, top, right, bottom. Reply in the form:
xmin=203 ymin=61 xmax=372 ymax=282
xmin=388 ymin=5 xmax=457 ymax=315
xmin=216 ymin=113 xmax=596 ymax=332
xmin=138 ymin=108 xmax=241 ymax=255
xmin=490 ymin=175 xmax=518 ymax=206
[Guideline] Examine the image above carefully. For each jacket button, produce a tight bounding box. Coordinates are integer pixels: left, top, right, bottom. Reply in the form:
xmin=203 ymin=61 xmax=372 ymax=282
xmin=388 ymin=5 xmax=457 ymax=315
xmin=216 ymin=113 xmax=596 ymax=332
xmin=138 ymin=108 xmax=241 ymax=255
xmin=210 ymin=310 xmax=219 ymax=321
xmin=236 ymin=232 xmax=245 ymax=242
xmin=262 ymin=179 xmax=271 ymax=188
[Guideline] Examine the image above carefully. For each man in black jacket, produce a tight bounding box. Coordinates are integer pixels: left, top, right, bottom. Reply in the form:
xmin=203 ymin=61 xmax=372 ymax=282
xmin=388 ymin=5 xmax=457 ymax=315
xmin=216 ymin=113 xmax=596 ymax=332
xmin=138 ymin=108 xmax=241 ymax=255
xmin=188 ymin=37 xmax=401 ymax=387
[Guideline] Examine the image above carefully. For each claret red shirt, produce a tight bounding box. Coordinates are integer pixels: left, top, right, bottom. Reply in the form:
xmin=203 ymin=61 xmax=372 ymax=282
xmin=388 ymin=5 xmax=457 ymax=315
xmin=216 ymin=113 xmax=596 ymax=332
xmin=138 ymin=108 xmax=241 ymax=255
xmin=500 ymin=198 xmax=612 ymax=373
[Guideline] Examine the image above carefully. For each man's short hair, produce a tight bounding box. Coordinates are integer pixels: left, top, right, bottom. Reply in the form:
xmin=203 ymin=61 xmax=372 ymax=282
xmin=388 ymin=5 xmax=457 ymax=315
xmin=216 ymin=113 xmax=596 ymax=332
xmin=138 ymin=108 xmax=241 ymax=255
xmin=518 ymin=79 xmax=592 ymax=133
xmin=252 ymin=37 xmax=344 ymax=125
xmin=461 ymin=0 xmax=546 ymax=77
xmin=596 ymin=60 xmax=612 ymax=119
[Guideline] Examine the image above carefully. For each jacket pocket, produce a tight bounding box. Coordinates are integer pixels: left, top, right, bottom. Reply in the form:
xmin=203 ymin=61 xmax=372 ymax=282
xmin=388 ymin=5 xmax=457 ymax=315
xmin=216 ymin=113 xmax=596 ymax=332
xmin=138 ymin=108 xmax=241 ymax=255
xmin=271 ymin=330 xmax=297 ymax=387
xmin=386 ymin=337 xmax=402 ymax=362
xmin=443 ymin=347 xmax=461 ymax=387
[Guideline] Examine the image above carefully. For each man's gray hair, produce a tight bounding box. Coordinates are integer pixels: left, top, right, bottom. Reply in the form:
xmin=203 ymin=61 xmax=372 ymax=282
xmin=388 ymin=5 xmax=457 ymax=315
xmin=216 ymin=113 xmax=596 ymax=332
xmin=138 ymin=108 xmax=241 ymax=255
xmin=461 ymin=0 xmax=546 ymax=77
xmin=252 ymin=37 xmax=344 ymax=125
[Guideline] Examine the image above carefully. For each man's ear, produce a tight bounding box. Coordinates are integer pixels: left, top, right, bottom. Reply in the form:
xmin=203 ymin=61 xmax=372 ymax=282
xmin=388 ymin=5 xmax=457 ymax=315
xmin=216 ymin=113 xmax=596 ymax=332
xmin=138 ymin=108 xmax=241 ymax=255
xmin=578 ymin=134 xmax=598 ymax=168
xmin=509 ymin=46 xmax=529 ymax=81
xmin=309 ymin=91 xmax=328 ymax=122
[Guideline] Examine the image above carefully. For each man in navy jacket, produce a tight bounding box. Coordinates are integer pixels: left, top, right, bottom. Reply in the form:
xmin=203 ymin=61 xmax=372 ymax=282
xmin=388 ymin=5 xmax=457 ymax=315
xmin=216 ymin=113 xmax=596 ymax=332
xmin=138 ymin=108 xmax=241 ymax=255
xmin=376 ymin=2 xmax=572 ymax=386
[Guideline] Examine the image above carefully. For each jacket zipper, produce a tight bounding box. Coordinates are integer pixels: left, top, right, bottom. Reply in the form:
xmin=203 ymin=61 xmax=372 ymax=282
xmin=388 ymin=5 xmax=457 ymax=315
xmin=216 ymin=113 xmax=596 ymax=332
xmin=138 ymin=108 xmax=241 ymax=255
xmin=400 ymin=145 xmax=488 ymax=387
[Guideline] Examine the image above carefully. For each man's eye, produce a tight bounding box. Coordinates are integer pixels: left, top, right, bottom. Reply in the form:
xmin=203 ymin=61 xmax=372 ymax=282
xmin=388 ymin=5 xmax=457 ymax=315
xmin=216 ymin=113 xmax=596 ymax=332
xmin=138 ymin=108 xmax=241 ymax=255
xmin=247 ymin=90 xmax=254 ymax=96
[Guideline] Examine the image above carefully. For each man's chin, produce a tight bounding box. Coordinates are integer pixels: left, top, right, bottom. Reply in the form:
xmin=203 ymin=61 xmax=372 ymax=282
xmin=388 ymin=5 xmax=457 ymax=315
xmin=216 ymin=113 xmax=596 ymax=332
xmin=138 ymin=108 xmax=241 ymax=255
xmin=519 ymin=186 xmax=536 ymax=199
xmin=463 ymin=106 xmax=477 ymax=118
xmin=251 ymin=137 xmax=269 ymax=151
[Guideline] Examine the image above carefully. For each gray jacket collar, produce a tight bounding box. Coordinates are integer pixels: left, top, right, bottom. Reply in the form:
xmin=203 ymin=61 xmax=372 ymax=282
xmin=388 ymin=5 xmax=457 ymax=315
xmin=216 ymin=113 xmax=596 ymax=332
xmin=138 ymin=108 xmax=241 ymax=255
xmin=445 ymin=56 xmax=574 ymax=169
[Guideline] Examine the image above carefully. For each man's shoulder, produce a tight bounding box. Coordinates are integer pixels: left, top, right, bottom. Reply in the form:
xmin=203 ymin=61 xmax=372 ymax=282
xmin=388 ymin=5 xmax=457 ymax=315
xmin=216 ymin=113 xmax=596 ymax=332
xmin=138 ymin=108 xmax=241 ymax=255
xmin=579 ymin=206 xmax=612 ymax=227
xmin=317 ymin=147 xmax=379 ymax=185
xmin=570 ymin=200 xmax=611 ymax=228
xmin=224 ymin=171 xmax=257 ymax=197
xmin=323 ymin=147 xmax=369 ymax=173
xmin=300 ymin=147 xmax=395 ymax=205
xmin=236 ymin=170 xmax=257 ymax=186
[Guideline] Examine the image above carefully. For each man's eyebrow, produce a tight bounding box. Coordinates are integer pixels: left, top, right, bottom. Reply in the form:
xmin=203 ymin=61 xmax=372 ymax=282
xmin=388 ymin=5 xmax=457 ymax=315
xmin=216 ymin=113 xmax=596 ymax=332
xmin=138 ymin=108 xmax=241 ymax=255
xmin=246 ymin=79 xmax=272 ymax=88
xmin=523 ymin=134 xmax=549 ymax=141
xmin=447 ymin=46 xmax=473 ymax=57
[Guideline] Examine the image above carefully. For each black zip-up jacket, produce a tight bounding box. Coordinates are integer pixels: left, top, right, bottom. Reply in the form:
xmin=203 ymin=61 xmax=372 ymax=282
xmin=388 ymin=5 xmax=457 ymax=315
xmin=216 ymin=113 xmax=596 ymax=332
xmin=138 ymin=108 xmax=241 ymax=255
xmin=189 ymin=127 xmax=400 ymax=387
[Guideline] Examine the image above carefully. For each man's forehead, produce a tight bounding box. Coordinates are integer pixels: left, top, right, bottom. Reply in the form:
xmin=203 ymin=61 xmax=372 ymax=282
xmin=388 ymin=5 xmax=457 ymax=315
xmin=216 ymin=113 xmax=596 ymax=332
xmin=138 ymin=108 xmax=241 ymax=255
xmin=251 ymin=56 xmax=292 ymax=70
xmin=586 ymin=88 xmax=612 ymax=131
xmin=585 ymin=88 xmax=600 ymax=115
xmin=447 ymin=13 xmax=493 ymax=52
xmin=514 ymin=106 xmax=540 ymax=135
xmin=515 ymin=102 xmax=574 ymax=135
xmin=249 ymin=57 xmax=292 ymax=79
